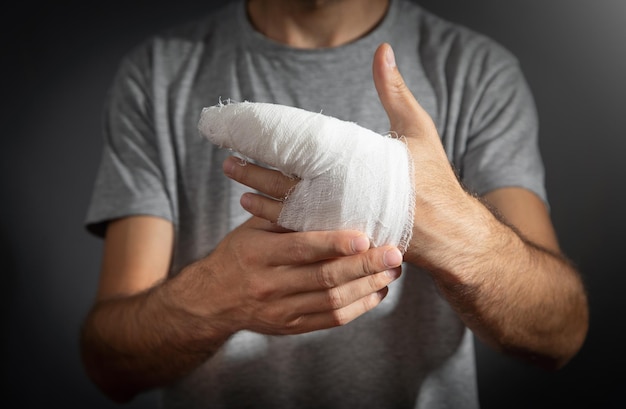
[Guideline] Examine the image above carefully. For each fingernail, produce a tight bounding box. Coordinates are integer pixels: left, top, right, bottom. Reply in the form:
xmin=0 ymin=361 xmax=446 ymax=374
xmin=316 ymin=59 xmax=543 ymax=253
xmin=383 ymin=248 xmax=402 ymax=268
xmin=240 ymin=193 xmax=251 ymax=210
xmin=377 ymin=287 xmax=389 ymax=300
xmin=351 ymin=236 xmax=370 ymax=253
xmin=386 ymin=268 xmax=401 ymax=279
xmin=223 ymin=157 xmax=235 ymax=176
xmin=385 ymin=45 xmax=396 ymax=68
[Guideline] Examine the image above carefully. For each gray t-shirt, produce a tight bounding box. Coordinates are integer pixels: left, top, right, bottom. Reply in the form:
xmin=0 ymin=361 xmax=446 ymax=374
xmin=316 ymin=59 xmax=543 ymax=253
xmin=85 ymin=0 xmax=546 ymax=408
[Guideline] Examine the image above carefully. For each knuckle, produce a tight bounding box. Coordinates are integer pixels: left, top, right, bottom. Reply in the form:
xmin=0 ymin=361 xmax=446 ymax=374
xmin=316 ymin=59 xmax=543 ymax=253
xmin=364 ymin=247 xmax=394 ymax=275
xmin=325 ymin=287 xmax=344 ymax=310
xmin=270 ymin=172 xmax=290 ymax=198
xmin=368 ymin=269 xmax=393 ymax=291
xmin=283 ymin=315 xmax=305 ymax=332
xmin=359 ymin=251 xmax=379 ymax=277
xmin=391 ymin=75 xmax=410 ymax=95
xmin=286 ymin=237 xmax=313 ymax=263
xmin=315 ymin=262 xmax=337 ymax=289
xmin=256 ymin=303 xmax=308 ymax=335
xmin=263 ymin=304 xmax=291 ymax=330
xmin=328 ymin=309 xmax=348 ymax=327
xmin=239 ymin=248 xmax=262 ymax=267
xmin=247 ymin=277 xmax=274 ymax=301
xmin=327 ymin=232 xmax=350 ymax=256
xmin=328 ymin=231 xmax=362 ymax=256
xmin=363 ymin=290 xmax=385 ymax=311
xmin=366 ymin=273 xmax=384 ymax=291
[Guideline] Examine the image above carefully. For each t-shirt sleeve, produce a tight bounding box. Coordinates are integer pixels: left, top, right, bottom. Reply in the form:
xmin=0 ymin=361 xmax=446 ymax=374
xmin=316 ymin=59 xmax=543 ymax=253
xmin=460 ymin=48 xmax=548 ymax=206
xmin=84 ymin=43 xmax=174 ymax=238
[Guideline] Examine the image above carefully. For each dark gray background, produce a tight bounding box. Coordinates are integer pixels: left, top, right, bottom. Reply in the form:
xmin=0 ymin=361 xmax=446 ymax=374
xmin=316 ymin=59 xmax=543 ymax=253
xmin=2 ymin=0 xmax=624 ymax=408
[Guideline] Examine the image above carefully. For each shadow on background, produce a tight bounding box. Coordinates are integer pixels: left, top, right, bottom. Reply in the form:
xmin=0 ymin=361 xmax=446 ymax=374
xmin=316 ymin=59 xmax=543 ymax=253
xmin=2 ymin=1 xmax=624 ymax=408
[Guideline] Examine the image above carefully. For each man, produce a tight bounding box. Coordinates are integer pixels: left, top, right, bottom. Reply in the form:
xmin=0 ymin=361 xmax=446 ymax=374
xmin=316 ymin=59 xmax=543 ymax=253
xmin=80 ymin=0 xmax=589 ymax=408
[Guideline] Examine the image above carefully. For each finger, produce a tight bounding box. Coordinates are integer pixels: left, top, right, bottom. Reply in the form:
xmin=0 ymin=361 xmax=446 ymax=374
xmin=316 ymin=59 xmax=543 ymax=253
xmin=241 ymin=192 xmax=283 ymax=223
xmin=243 ymin=215 xmax=291 ymax=233
xmin=290 ymin=267 xmax=401 ymax=315
xmin=277 ymin=245 xmax=403 ymax=295
xmin=371 ymin=42 xmax=436 ymax=139
xmin=279 ymin=287 xmax=391 ymax=334
xmin=254 ymin=228 xmax=373 ymax=267
xmin=223 ymin=156 xmax=299 ymax=200
xmin=304 ymin=245 xmax=402 ymax=289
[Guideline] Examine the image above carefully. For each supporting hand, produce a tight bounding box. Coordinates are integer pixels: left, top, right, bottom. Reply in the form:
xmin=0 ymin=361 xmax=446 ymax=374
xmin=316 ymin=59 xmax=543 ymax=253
xmin=172 ymin=216 xmax=403 ymax=336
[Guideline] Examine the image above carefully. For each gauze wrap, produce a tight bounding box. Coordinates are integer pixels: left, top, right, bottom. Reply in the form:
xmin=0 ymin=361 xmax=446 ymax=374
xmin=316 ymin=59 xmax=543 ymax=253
xmin=198 ymin=101 xmax=415 ymax=252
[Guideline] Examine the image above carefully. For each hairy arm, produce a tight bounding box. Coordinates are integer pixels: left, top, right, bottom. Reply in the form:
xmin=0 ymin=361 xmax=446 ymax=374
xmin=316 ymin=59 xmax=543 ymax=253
xmin=80 ymin=215 xmax=402 ymax=403
xmin=480 ymin=188 xmax=588 ymax=367
xmin=79 ymin=216 xmax=228 ymax=403
xmin=404 ymin=186 xmax=588 ymax=369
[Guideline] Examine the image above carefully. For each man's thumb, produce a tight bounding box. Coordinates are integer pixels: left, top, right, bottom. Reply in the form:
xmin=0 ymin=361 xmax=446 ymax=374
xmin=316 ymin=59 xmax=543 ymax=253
xmin=372 ymin=43 xmax=432 ymax=137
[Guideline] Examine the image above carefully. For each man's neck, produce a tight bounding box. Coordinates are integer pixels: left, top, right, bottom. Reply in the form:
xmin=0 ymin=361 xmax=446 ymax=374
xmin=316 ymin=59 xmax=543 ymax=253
xmin=246 ymin=0 xmax=390 ymax=49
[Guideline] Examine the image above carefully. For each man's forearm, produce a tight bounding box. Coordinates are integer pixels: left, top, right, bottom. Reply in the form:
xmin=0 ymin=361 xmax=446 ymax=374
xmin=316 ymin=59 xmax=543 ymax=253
xmin=406 ymin=195 xmax=588 ymax=369
xmin=80 ymin=273 xmax=231 ymax=403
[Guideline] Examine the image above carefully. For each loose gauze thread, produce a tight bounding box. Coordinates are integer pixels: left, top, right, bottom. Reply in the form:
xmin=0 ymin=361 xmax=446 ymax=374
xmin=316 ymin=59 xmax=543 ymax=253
xmin=198 ymin=100 xmax=415 ymax=252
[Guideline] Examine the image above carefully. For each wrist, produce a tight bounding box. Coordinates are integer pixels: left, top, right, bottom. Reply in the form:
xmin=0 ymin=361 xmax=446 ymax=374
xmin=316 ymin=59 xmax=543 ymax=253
xmin=160 ymin=264 xmax=235 ymax=351
xmin=404 ymin=191 xmax=504 ymax=284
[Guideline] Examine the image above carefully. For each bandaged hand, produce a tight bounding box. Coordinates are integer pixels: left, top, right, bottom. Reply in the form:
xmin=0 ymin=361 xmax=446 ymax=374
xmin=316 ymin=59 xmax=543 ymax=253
xmin=209 ymin=43 xmax=472 ymax=268
xmin=198 ymin=101 xmax=415 ymax=252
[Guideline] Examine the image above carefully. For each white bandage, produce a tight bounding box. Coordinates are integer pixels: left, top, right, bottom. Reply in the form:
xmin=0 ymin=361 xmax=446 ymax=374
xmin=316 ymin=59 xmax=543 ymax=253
xmin=198 ymin=101 xmax=414 ymax=252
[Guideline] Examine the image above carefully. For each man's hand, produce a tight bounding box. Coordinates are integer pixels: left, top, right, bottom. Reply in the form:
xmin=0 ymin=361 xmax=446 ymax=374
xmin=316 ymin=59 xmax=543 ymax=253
xmin=371 ymin=43 xmax=487 ymax=269
xmin=171 ymin=216 xmax=403 ymax=336
xmin=220 ymin=43 xmax=471 ymax=267
xmin=81 ymin=214 xmax=402 ymax=403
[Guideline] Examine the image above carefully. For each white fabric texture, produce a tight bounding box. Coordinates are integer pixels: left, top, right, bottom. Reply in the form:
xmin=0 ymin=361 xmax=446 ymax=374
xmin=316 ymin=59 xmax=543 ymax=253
xmin=198 ymin=101 xmax=415 ymax=251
